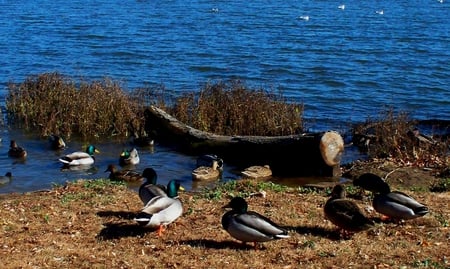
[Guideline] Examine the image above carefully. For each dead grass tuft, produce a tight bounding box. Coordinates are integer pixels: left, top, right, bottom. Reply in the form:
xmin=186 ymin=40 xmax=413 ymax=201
xmin=167 ymin=80 xmax=305 ymax=136
xmin=352 ymin=108 xmax=450 ymax=170
xmin=6 ymin=73 xmax=142 ymax=139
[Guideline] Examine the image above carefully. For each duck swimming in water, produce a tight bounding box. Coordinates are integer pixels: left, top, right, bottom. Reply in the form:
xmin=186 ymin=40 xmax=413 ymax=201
xmin=8 ymin=140 xmax=27 ymax=158
xmin=59 ymin=145 xmax=99 ymax=166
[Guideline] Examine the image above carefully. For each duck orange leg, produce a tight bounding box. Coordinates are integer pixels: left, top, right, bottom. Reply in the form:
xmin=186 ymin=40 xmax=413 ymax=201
xmin=157 ymin=225 xmax=166 ymax=236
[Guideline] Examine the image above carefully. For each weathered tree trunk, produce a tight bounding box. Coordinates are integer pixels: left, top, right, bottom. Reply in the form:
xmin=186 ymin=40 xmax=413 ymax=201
xmin=144 ymin=106 xmax=344 ymax=177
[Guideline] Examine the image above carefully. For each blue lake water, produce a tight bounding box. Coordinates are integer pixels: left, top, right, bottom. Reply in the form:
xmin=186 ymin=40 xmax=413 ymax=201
xmin=0 ymin=0 xmax=448 ymax=194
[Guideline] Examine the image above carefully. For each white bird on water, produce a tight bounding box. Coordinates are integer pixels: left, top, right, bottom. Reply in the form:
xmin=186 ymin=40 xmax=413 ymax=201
xmin=338 ymin=4 xmax=345 ymax=10
xmin=376 ymin=10 xmax=384 ymax=15
xmin=298 ymin=15 xmax=310 ymax=21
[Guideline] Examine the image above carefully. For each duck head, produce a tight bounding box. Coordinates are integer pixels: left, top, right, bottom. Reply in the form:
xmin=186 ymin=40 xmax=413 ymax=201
xmin=353 ymin=173 xmax=391 ymax=194
xmin=223 ymin=197 xmax=248 ymax=213
xmin=105 ymin=164 xmax=118 ymax=173
xmin=86 ymin=145 xmax=100 ymax=155
xmin=142 ymin=168 xmax=158 ymax=185
xmin=166 ymin=180 xmax=184 ymax=198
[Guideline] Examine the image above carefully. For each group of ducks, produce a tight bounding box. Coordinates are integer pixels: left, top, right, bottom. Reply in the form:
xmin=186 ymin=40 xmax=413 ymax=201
xmin=132 ymin=167 xmax=289 ymax=246
xmin=7 ymin=136 xmax=429 ymax=246
xmin=128 ymin=170 xmax=429 ymax=248
xmin=324 ymin=172 xmax=429 ymax=237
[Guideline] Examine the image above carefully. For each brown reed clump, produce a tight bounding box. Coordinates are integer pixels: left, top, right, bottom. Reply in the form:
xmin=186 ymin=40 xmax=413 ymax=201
xmin=352 ymin=108 xmax=449 ymax=168
xmin=167 ymin=80 xmax=304 ymax=136
xmin=6 ymin=73 xmax=142 ymax=139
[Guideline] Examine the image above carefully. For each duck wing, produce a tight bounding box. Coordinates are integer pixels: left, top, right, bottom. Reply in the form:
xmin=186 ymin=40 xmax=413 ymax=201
xmin=235 ymin=211 xmax=288 ymax=237
xmin=325 ymin=199 xmax=374 ymax=231
xmin=59 ymin=152 xmax=94 ymax=165
xmin=139 ymin=184 xmax=167 ymax=205
xmin=375 ymin=191 xmax=429 ymax=218
xmin=141 ymin=196 xmax=177 ymax=215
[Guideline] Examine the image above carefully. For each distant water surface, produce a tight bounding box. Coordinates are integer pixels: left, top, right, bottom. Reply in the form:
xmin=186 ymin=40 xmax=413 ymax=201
xmin=0 ymin=0 xmax=448 ymax=193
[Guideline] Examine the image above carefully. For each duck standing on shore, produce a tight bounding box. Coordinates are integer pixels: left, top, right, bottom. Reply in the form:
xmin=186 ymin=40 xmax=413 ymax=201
xmin=324 ymin=184 xmax=374 ymax=237
xmin=138 ymin=168 xmax=167 ymax=205
xmin=134 ymin=180 xmax=184 ymax=236
xmin=353 ymin=173 xmax=429 ymax=222
xmin=8 ymin=140 xmax=27 ymax=158
xmin=221 ymin=196 xmax=290 ymax=248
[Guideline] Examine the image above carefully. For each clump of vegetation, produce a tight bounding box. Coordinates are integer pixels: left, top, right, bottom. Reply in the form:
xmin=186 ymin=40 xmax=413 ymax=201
xmin=5 ymin=74 xmax=304 ymax=139
xmin=352 ymin=108 xmax=449 ymax=169
xmin=168 ymin=80 xmax=304 ymax=136
xmin=430 ymin=177 xmax=450 ymax=192
xmin=6 ymin=73 xmax=143 ymax=139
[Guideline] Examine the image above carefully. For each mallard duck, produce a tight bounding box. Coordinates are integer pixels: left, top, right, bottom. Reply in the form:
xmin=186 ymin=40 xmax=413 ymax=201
xmin=139 ymin=167 xmax=167 ymax=205
xmin=324 ymin=184 xmax=374 ymax=236
xmin=373 ymin=191 xmax=429 ymax=221
xmin=8 ymin=140 xmax=27 ymax=158
xmin=105 ymin=164 xmax=143 ymax=182
xmin=196 ymin=154 xmax=224 ymax=171
xmin=221 ymin=197 xmax=290 ymax=247
xmin=0 ymin=172 xmax=12 ymax=185
xmin=119 ymin=148 xmax=140 ymax=166
xmin=353 ymin=173 xmax=429 ymax=221
xmin=132 ymin=135 xmax=154 ymax=147
xmin=48 ymin=135 xmax=66 ymax=150
xmin=134 ymin=180 xmax=184 ymax=236
xmin=192 ymin=159 xmax=221 ymax=181
xmin=58 ymin=145 xmax=99 ymax=166
xmin=241 ymin=165 xmax=272 ymax=179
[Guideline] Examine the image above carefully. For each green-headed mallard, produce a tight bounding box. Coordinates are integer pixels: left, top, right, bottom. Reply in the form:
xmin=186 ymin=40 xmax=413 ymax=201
xmin=222 ymin=196 xmax=290 ymax=247
xmin=0 ymin=172 xmax=12 ymax=185
xmin=59 ymin=145 xmax=99 ymax=166
xmin=105 ymin=164 xmax=144 ymax=182
xmin=119 ymin=148 xmax=140 ymax=166
xmin=139 ymin=168 xmax=167 ymax=205
xmin=324 ymin=184 xmax=374 ymax=236
xmin=134 ymin=179 xmax=184 ymax=236
xmin=8 ymin=140 xmax=27 ymax=158
xmin=48 ymin=135 xmax=66 ymax=150
xmin=241 ymin=165 xmax=272 ymax=180
xmin=192 ymin=159 xmax=221 ymax=181
xmin=354 ymin=173 xmax=429 ymax=221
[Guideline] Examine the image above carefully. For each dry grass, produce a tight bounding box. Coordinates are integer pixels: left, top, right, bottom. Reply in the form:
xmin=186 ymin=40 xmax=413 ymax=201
xmin=1 ymin=179 xmax=448 ymax=268
xmin=168 ymin=80 xmax=304 ymax=136
xmin=6 ymin=73 xmax=142 ymax=139
xmin=352 ymin=109 xmax=450 ymax=170
xmin=5 ymin=74 xmax=304 ymax=139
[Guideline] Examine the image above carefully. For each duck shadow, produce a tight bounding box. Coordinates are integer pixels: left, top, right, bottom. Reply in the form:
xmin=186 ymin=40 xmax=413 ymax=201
xmin=96 ymin=210 xmax=156 ymax=240
xmin=96 ymin=210 xmax=137 ymax=220
xmin=97 ymin=222 xmax=154 ymax=240
xmin=179 ymin=239 xmax=256 ymax=250
xmin=285 ymin=225 xmax=345 ymax=241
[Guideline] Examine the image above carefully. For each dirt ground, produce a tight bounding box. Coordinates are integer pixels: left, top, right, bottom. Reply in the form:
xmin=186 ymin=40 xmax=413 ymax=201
xmin=0 ymin=162 xmax=449 ymax=269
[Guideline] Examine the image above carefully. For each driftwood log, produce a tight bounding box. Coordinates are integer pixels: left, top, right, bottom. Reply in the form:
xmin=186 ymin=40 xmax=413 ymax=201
xmin=144 ymin=106 xmax=344 ymax=177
